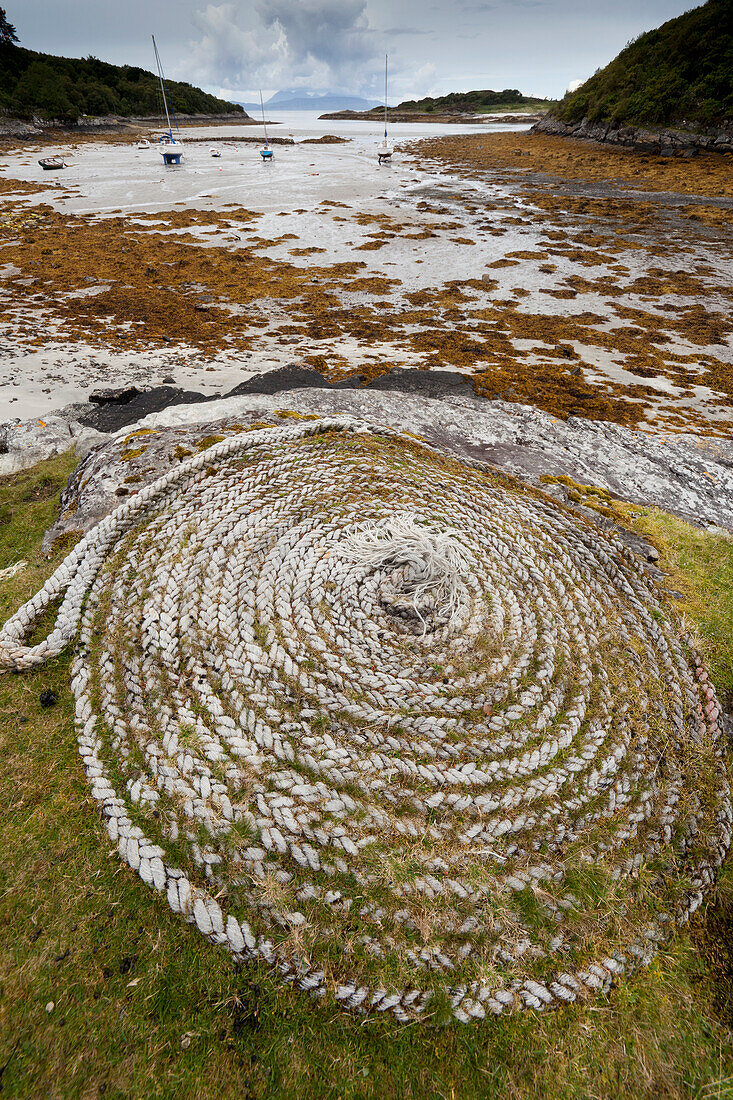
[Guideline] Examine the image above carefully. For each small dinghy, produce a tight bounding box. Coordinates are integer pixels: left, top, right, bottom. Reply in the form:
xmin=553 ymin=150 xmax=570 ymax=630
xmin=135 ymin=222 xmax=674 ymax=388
xmin=377 ymin=139 xmax=393 ymax=165
xmin=210 ymin=147 xmax=221 ymax=158
xmin=259 ymin=91 xmax=273 ymax=161
xmin=152 ymin=35 xmax=184 ymax=166
xmin=38 ymin=157 xmax=66 ymax=171
xmin=377 ymin=54 xmax=393 ymax=165
xmin=137 ymin=139 xmax=150 ymax=149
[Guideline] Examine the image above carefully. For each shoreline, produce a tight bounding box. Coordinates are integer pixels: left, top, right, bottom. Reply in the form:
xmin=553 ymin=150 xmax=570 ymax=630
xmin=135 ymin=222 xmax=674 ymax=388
xmin=0 ymin=112 xmax=259 ymax=143
xmin=320 ymin=109 xmax=546 ymax=125
xmin=534 ymin=114 xmax=733 ymax=155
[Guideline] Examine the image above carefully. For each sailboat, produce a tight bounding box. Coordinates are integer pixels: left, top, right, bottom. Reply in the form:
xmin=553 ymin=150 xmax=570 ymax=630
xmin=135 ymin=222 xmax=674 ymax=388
xmin=378 ymin=54 xmax=393 ymax=164
xmin=259 ymin=91 xmax=273 ymax=161
xmin=152 ymin=35 xmax=184 ymax=165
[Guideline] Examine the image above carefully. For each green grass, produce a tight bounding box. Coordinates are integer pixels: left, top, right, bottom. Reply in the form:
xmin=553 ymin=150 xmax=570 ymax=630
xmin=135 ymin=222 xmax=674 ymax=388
xmin=2 ymin=453 xmax=733 ymax=1098
xmin=609 ymin=501 xmax=733 ymax=704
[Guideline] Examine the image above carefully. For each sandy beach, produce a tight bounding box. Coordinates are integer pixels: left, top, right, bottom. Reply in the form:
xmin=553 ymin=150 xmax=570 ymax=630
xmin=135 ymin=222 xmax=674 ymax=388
xmin=0 ymin=113 xmax=731 ymax=433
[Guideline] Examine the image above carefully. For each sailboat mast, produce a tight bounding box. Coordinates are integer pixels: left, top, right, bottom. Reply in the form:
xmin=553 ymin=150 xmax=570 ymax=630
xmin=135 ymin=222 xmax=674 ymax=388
xmin=260 ymin=91 xmax=269 ymax=145
xmin=384 ymin=53 xmax=388 ymax=138
xmin=152 ymin=35 xmax=173 ymax=137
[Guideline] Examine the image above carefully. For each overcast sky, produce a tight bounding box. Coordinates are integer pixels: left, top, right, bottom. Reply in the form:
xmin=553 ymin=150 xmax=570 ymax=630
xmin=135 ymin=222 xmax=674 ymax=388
xmin=8 ymin=0 xmax=704 ymax=102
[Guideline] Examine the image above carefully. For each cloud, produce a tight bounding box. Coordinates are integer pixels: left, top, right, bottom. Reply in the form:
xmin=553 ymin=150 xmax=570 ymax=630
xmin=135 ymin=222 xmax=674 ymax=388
xmin=391 ymin=61 xmax=440 ymax=101
xmin=567 ymin=78 xmax=586 ymax=92
xmin=384 ymin=27 xmax=432 ymax=35
xmin=262 ymin=0 xmax=373 ymax=68
xmin=188 ymin=0 xmax=386 ymax=96
xmin=461 ymin=0 xmax=548 ymax=10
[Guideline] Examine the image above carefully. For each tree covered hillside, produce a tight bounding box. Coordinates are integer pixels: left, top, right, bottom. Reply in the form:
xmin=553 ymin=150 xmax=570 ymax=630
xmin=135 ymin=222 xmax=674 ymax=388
xmin=554 ymin=0 xmax=732 ymax=129
xmin=0 ymin=11 xmax=243 ymax=121
xmin=396 ymin=89 xmax=552 ymax=113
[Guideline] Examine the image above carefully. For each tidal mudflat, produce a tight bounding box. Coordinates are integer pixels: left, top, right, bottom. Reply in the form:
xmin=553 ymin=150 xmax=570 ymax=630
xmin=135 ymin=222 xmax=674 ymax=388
xmin=1 ymin=123 xmax=731 ymax=433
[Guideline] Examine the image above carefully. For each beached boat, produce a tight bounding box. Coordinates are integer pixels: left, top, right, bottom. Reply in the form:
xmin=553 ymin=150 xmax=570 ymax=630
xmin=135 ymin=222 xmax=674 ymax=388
xmin=210 ymin=147 xmax=221 ymax=158
xmin=38 ymin=157 xmax=66 ymax=171
xmin=152 ymin=35 xmax=184 ymax=165
xmin=259 ymin=91 xmax=273 ymax=161
xmin=137 ymin=139 xmax=150 ymax=149
xmin=378 ymin=54 xmax=393 ymax=164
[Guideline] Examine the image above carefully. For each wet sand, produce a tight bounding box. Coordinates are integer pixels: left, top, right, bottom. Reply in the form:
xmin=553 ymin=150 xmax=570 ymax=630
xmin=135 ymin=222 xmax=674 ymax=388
xmin=0 ymin=124 xmax=731 ymax=433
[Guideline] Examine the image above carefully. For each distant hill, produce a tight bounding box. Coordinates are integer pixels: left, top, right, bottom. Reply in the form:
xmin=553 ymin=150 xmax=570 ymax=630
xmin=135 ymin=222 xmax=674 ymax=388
xmin=321 ymin=88 xmax=553 ymax=123
xmin=237 ymin=88 xmax=381 ymax=112
xmin=552 ymin=0 xmax=732 ymax=130
xmin=0 ymin=42 xmax=245 ymax=121
xmin=394 ymin=89 xmax=554 ymax=114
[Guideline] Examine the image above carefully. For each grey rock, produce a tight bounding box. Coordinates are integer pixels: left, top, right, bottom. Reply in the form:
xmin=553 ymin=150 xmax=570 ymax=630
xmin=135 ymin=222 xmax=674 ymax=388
xmin=533 ymin=115 xmax=733 ymax=154
xmin=0 ymin=416 xmax=104 ymax=478
xmin=41 ymin=390 xmax=733 ymax=551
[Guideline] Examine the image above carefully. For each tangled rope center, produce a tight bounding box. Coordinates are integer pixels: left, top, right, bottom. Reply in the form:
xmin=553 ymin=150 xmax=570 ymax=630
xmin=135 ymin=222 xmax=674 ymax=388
xmin=342 ymin=512 xmax=474 ymax=633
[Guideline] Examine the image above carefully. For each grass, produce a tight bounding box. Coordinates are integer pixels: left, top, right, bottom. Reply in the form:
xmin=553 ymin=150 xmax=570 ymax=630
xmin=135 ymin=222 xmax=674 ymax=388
xmin=542 ymin=474 xmax=733 ymax=703
xmin=614 ymin=504 xmax=733 ymax=703
xmin=2 ymin=453 xmax=733 ymax=1097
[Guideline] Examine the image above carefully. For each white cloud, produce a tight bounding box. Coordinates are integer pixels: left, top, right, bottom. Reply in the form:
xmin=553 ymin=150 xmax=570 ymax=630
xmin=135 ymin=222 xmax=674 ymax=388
xmin=391 ymin=62 xmax=439 ymax=101
xmin=187 ymin=0 xmax=386 ymax=97
xmin=567 ymin=78 xmax=586 ymax=92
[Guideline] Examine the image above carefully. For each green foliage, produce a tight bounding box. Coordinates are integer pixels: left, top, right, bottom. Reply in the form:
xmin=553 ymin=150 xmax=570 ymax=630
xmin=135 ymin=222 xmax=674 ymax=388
xmin=0 ymin=5 xmax=18 ymax=47
xmin=614 ymin=503 xmax=733 ymax=701
xmin=553 ymin=0 xmax=733 ymax=129
xmin=0 ymin=44 xmax=244 ymax=121
xmin=395 ymin=88 xmax=554 ymax=114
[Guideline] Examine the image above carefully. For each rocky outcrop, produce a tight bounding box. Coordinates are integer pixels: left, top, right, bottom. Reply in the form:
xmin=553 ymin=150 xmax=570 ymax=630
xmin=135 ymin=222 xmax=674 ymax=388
xmin=6 ymin=368 xmax=733 ymax=547
xmin=0 ymin=114 xmax=44 ymax=138
xmin=0 ymin=113 xmax=144 ymax=137
xmin=38 ymin=385 xmax=733 ymax=552
xmin=0 ymin=111 xmax=253 ymax=139
xmin=533 ymin=114 xmax=733 ymax=154
xmin=0 ymin=416 xmax=104 ymax=477
xmin=321 ymin=109 xmax=545 ymax=125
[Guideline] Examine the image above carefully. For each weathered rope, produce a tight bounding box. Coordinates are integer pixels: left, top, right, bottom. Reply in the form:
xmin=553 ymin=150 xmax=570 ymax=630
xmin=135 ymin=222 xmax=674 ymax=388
xmin=342 ymin=512 xmax=474 ymax=633
xmin=2 ymin=418 xmax=730 ymax=1022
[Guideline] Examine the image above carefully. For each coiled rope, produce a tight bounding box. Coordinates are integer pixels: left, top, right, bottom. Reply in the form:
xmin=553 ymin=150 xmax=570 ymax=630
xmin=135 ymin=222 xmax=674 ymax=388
xmin=2 ymin=417 xmax=730 ymax=1021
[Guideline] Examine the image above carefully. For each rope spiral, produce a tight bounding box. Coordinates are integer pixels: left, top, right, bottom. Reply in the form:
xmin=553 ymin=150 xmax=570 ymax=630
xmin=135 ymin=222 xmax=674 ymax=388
xmin=2 ymin=418 xmax=730 ymax=1022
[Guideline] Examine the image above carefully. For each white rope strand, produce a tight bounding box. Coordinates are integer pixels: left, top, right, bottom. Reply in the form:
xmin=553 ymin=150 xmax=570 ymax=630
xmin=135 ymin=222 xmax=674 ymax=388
xmin=341 ymin=512 xmax=474 ymax=632
xmin=2 ymin=417 xmax=729 ymax=1022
